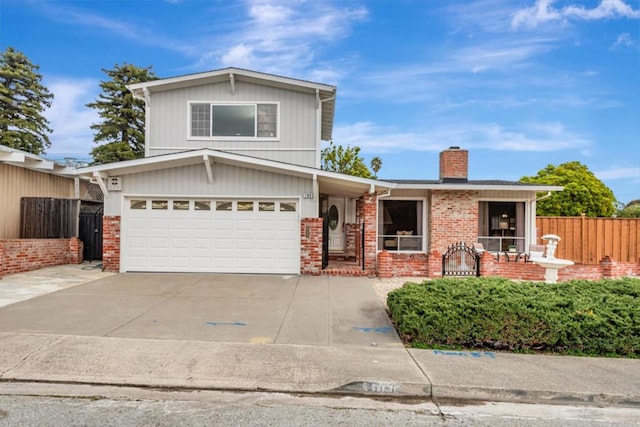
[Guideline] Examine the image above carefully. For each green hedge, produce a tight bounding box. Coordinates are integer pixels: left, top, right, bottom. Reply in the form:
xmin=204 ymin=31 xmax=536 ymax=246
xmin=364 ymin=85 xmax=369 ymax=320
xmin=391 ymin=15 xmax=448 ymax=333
xmin=387 ymin=277 xmax=640 ymax=358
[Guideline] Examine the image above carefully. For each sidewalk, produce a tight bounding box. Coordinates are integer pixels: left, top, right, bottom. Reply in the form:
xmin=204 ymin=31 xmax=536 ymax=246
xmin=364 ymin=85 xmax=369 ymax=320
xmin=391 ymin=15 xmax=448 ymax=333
xmin=1 ymin=332 xmax=638 ymax=407
xmin=0 ymin=265 xmax=638 ymax=407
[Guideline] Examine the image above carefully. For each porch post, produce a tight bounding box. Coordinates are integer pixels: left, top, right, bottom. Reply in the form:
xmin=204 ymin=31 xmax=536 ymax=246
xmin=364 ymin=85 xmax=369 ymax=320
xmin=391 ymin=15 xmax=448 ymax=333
xmin=361 ymin=192 xmax=377 ymax=274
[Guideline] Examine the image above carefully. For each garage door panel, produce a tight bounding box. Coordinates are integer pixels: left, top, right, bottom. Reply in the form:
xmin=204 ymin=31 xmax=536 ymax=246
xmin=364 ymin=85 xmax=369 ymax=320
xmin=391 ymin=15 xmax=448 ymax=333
xmin=124 ymin=198 xmax=299 ymax=273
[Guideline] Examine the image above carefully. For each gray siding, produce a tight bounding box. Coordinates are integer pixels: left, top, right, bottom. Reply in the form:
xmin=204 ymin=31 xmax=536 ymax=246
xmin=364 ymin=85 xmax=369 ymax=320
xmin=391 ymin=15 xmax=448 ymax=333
xmin=148 ymin=81 xmax=319 ymax=167
xmin=104 ymin=163 xmax=316 ymax=217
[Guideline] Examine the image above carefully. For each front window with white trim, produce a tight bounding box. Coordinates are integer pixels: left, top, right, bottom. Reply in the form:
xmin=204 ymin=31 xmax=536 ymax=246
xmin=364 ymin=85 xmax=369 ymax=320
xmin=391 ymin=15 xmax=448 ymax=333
xmin=189 ymin=102 xmax=278 ymax=139
xmin=478 ymin=201 xmax=525 ymax=252
xmin=378 ymin=200 xmax=424 ymax=251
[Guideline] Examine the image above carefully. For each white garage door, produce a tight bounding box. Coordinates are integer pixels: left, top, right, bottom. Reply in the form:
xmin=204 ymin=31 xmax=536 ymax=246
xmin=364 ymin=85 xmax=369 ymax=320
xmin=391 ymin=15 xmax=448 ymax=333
xmin=123 ymin=198 xmax=300 ymax=274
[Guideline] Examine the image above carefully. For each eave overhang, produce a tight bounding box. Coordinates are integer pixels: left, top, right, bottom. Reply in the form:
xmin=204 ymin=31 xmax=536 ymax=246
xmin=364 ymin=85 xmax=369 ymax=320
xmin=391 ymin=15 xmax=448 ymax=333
xmin=0 ymin=145 xmax=77 ymax=176
xmin=73 ymin=149 xmax=394 ymax=198
xmin=392 ymin=182 xmax=564 ymax=192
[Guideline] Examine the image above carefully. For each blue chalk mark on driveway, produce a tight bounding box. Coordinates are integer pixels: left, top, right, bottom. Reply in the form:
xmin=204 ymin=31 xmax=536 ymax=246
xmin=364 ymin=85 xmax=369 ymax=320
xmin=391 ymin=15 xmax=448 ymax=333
xmin=205 ymin=322 xmax=247 ymax=327
xmin=353 ymin=326 xmax=394 ymax=334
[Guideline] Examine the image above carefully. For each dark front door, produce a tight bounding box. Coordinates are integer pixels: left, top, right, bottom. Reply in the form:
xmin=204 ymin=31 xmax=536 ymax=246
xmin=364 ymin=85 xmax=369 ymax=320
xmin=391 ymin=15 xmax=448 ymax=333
xmin=79 ymin=213 xmax=103 ymax=261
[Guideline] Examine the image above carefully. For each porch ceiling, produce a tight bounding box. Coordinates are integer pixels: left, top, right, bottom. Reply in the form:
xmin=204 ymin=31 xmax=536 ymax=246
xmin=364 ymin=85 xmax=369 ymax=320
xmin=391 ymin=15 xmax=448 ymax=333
xmin=318 ymin=175 xmax=386 ymax=197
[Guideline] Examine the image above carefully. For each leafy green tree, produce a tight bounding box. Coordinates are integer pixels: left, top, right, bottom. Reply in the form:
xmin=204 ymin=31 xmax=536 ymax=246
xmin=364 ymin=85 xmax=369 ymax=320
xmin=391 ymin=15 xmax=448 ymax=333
xmin=520 ymin=161 xmax=616 ymax=217
xmin=0 ymin=47 xmax=53 ymax=154
xmin=321 ymin=141 xmax=374 ymax=178
xmin=87 ymin=63 xmax=158 ymax=164
xmin=370 ymin=156 xmax=383 ymax=178
xmin=617 ymin=200 xmax=640 ymax=218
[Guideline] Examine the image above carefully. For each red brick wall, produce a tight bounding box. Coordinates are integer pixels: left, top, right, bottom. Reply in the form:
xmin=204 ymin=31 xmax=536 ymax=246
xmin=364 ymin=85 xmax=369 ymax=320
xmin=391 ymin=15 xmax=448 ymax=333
xmin=300 ymin=217 xmax=323 ymax=275
xmin=0 ymin=237 xmax=83 ymax=278
xmin=439 ymin=147 xmax=468 ymax=181
xmin=377 ymin=251 xmax=429 ymax=278
xmin=102 ymin=216 xmax=121 ymax=273
xmin=478 ymin=253 xmax=639 ymax=282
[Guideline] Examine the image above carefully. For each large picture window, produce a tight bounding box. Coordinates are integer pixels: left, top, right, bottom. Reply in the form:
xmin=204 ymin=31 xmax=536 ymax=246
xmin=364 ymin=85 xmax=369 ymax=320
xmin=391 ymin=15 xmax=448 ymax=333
xmin=377 ymin=200 xmax=424 ymax=251
xmin=478 ymin=201 xmax=525 ymax=252
xmin=189 ymin=103 xmax=278 ymax=138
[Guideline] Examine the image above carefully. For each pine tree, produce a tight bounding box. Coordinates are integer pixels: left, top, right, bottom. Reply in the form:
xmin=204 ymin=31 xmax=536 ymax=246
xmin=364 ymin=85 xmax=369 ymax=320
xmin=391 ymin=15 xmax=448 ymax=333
xmin=0 ymin=47 xmax=54 ymax=154
xmin=87 ymin=63 xmax=158 ymax=164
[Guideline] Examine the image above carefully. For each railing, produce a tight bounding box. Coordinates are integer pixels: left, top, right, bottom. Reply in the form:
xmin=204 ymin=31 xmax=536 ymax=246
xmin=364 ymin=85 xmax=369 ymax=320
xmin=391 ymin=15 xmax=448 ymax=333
xmin=478 ymin=236 xmax=525 ymax=253
xmin=379 ymin=235 xmax=423 ymax=251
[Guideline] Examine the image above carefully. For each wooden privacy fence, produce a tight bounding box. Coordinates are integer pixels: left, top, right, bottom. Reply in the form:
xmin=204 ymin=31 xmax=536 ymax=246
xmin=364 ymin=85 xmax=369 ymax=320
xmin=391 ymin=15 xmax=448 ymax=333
xmin=537 ymin=216 xmax=640 ymax=264
xmin=20 ymin=197 xmax=79 ymax=238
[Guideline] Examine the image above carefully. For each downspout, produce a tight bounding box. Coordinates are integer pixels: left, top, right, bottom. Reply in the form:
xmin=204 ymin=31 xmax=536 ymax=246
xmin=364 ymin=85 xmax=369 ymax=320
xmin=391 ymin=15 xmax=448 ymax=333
xmin=529 ymin=192 xmax=551 ymax=246
xmin=131 ymin=87 xmax=151 ymax=157
xmin=315 ymin=89 xmax=336 ymax=169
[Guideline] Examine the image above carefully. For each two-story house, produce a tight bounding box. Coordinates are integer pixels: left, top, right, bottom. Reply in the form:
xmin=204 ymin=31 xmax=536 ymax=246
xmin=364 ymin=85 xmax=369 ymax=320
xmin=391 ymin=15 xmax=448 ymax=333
xmin=75 ymin=68 xmax=561 ymax=277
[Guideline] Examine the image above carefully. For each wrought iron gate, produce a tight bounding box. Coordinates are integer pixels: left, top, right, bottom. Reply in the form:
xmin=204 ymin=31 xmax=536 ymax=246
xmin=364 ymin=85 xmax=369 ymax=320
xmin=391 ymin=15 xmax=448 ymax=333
xmin=442 ymin=242 xmax=480 ymax=277
xmin=321 ymin=214 xmax=329 ymax=269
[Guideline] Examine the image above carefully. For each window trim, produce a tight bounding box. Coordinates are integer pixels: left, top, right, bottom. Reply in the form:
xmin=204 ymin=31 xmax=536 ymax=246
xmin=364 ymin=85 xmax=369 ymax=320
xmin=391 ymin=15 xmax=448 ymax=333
xmin=477 ymin=197 xmax=532 ymax=253
xmin=187 ymin=101 xmax=280 ymax=141
xmin=377 ymin=197 xmax=428 ymax=252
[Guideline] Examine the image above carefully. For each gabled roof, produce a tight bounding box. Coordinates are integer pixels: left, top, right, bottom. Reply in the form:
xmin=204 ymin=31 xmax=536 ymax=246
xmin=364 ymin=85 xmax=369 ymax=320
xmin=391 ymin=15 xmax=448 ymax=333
xmin=74 ymin=148 xmax=393 ymax=198
xmin=0 ymin=145 xmax=76 ymax=176
xmin=127 ymin=67 xmax=337 ymax=141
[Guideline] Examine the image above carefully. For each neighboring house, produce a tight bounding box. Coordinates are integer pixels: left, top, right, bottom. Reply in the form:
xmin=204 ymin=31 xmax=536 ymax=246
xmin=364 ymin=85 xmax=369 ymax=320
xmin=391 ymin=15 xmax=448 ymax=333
xmin=0 ymin=145 xmax=82 ymax=238
xmin=73 ymin=67 xmax=562 ymax=277
xmin=0 ymin=145 xmax=99 ymax=277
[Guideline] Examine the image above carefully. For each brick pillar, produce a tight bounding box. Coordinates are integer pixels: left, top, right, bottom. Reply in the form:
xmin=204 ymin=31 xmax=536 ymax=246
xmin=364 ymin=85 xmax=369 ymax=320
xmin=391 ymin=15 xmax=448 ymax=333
xmin=0 ymin=242 xmax=5 ymax=279
xmin=428 ymin=250 xmax=442 ymax=277
xmin=102 ymin=216 xmax=121 ymax=273
xmin=600 ymin=255 xmax=616 ymax=278
xmin=300 ymin=217 xmax=323 ymax=275
xmin=362 ymin=192 xmax=377 ymax=274
xmin=68 ymin=237 xmax=83 ymax=264
xmin=377 ymin=250 xmax=392 ymax=278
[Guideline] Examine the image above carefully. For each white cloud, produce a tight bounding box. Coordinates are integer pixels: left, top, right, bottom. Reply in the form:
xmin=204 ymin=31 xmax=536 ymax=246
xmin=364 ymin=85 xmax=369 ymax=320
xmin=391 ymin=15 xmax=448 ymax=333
xmin=212 ymin=0 xmax=368 ymax=78
xmin=594 ymin=166 xmax=640 ymax=180
xmin=44 ymin=77 xmax=99 ymax=156
xmin=512 ymin=0 xmax=640 ymax=29
xmin=334 ymin=121 xmax=591 ymax=154
xmin=611 ymin=32 xmax=638 ymax=49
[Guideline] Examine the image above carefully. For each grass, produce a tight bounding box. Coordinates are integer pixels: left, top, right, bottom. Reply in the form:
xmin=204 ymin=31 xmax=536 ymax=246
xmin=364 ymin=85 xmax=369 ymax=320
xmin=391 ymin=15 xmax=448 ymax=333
xmin=386 ymin=277 xmax=640 ymax=358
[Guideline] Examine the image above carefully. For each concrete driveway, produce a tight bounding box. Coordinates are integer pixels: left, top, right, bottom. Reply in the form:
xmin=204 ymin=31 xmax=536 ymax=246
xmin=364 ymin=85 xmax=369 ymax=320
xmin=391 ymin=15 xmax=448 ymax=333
xmin=0 ymin=273 xmax=401 ymax=347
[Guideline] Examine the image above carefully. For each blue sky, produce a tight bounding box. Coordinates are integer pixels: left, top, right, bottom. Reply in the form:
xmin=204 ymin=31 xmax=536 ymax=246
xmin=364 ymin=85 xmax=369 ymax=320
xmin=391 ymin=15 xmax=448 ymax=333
xmin=1 ymin=0 xmax=639 ymax=204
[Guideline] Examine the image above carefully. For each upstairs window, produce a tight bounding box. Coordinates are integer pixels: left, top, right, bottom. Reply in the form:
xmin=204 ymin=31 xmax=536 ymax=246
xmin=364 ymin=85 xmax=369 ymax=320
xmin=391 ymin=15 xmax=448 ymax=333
xmin=189 ymin=103 xmax=278 ymax=139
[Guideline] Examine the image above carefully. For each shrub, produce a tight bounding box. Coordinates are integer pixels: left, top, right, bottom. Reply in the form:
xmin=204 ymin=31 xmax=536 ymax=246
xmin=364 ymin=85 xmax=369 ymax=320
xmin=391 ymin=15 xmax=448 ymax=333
xmin=387 ymin=277 xmax=640 ymax=358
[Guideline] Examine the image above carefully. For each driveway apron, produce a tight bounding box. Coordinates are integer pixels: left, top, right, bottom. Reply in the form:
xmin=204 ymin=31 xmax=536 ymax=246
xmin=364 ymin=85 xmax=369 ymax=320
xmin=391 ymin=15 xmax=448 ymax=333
xmin=0 ymin=273 xmax=401 ymax=348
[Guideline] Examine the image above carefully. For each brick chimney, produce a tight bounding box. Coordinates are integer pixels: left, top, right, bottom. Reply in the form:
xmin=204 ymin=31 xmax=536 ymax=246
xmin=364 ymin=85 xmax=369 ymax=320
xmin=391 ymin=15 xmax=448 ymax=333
xmin=439 ymin=146 xmax=468 ymax=183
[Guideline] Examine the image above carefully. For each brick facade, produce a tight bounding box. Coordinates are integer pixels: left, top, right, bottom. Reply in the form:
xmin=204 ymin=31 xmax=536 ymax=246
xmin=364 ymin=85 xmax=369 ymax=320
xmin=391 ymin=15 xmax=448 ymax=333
xmin=0 ymin=237 xmax=83 ymax=279
xmin=102 ymin=216 xmax=121 ymax=273
xmin=428 ymin=190 xmax=478 ymax=276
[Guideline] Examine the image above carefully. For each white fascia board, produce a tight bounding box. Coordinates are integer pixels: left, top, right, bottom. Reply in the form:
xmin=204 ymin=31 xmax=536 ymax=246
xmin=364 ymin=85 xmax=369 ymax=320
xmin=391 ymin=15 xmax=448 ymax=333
xmin=393 ymin=183 xmax=564 ymax=192
xmin=127 ymin=67 xmax=336 ymax=95
xmin=72 ymin=148 xmax=396 ymax=190
xmin=0 ymin=151 xmax=26 ymax=162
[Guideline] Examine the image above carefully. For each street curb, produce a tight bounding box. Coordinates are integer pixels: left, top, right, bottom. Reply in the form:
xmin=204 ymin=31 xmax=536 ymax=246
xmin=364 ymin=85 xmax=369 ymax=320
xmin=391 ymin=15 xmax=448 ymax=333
xmin=430 ymin=385 xmax=640 ymax=408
